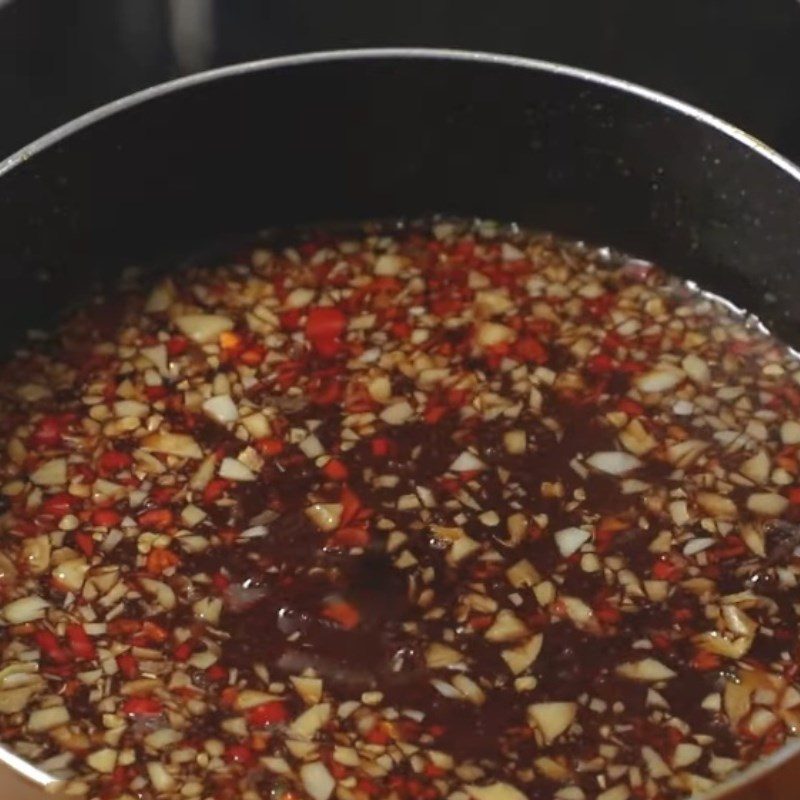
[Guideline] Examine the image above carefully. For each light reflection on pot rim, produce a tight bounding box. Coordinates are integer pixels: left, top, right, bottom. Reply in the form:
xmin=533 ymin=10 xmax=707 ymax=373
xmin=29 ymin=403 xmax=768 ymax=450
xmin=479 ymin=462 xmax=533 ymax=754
xmin=1 ymin=47 xmax=800 ymax=185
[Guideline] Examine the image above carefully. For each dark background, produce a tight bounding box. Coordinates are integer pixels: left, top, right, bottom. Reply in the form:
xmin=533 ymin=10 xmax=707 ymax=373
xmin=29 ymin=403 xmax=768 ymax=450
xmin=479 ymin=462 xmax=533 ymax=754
xmin=1 ymin=0 xmax=799 ymax=163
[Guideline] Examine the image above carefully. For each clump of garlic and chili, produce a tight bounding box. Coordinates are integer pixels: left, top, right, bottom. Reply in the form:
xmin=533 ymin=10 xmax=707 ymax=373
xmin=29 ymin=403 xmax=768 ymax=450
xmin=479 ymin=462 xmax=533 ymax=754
xmin=0 ymin=219 xmax=798 ymax=800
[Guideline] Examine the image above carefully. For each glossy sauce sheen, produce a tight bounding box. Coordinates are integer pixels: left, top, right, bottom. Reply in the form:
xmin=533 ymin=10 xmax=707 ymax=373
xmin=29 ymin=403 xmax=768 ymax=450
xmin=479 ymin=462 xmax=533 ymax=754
xmin=194 ymin=372 xmax=730 ymax=764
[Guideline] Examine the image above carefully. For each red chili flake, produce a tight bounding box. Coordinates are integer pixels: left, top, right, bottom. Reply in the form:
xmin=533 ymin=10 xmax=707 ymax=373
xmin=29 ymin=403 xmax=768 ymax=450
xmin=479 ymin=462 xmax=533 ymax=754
xmin=144 ymin=385 xmax=168 ymax=401
xmin=788 ymin=487 xmax=800 ymax=505
xmin=775 ymin=452 xmax=799 ymax=476
xmin=141 ymin=621 xmax=169 ymax=644
xmin=211 ymin=571 xmax=231 ymax=593
xmin=30 ymin=416 xmax=64 ymax=447
xmin=340 ymin=485 xmax=362 ymax=525
xmin=617 ymin=397 xmax=645 ymax=416
xmin=780 ymin=385 xmax=800 ymax=410
xmin=9 ymin=519 xmax=37 ymax=538
xmin=759 ymin=725 xmax=787 ymax=755
xmin=150 ymin=486 xmax=177 ymax=505
xmin=35 ymin=630 xmax=70 ymax=663
xmin=329 ymin=761 xmax=349 ymax=780
xmin=92 ymin=508 xmax=121 ymax=528
xmin=322 ymin=458 xmax=348 ymax=481
xmin=279 ymin=308 xmax=302 ymax=331
xmin=391 ymin=719 xmax=420 ymax=743
xmin=330 ymin=526 xmax=370 ymax=548
xmin=247 ymin=701 xmax=289 ymax=727
xmin=619 ymin=359 xmax=647 ymax=374
xmin=166 ymin=335 xmax=189 ymax=357
xmin=110 ymin=766 xmax=135 ymax=787
xmin=446 ymin=387 xmax=470 ymax=407
xmin=373 ymin=276 xmax=403 ymax=293
xmin=98 ymin=449 xmax=132 ymax=475
xmin=220 ymin=686 xmax=240 ymax=709
xmin=587 ymin=353 xmax=614 ymax=374
xmin=708 ymin=535 xmax=747 ymax=563
xmin=146 ymin=548 xmax=181 ymax=575
xmin=122 ymin=696 xmax=163 ymax=716
xmin=219 ymin=330 xmax=243 ymax=353
xmin=391 ymin=320 xmax=412 ymax=339
xmin=344 ymin=383 xmax=377 ymax=414
xmin=437 ymin=477 xmax=461 ymax=496
xmin=468 ymin=614 xmax=494 ymax=630
xmin=595 ymin=605 xmax=621 ymax=624
xmin=665 ymin=726 xmax=684 ymax=750
xmin=433 ymin=341 xmax=454 ymax=360
xmin=483 ymin=342 xmax=510 ymax=371
xmin=298 ymin=241 xmax=322 ymax=260
xmin=202 ymin=478 xmax=230 ymax=504
xmin=585 ymin=294 xmax=615 ymax=318
xmin=602 ymin=331 xmax=624 ymax=350
xmin=594 ymin=529 xmax=616 ymax=554
xmin=173 ymin=641 xmax=194 ymax=662
xmin=306 ymin=307 xmax=347 ymax=357
xmin=107 ymin=618 xmax=142 ymax=637
xmin=116 ymin=652 xmax=139 ymax=680
xmin=311 ymin=378 xmax=343 ymax=405
xmin=163 ymin=394 xmax=185 ymax=414
xmin=219 ymin=528 xmax=239 ymax=545
xmin=457 ymin=469 xmax=482 ymax=484
xmin=321 ymin=601 xmax=360 ymax=630
xmin=651 ymin=633 xmax=671 ymax=651
xmin=66 ymin=624 xmax=96 ymax=661
xmin=41 ymin=492 xmax=78 ymax=519
xmin=356 ymin=777 xmax=381 ymax=797
xmin=74 ymin=532 xmax=95 ymax=558
xmin=672 ymin=607 xmax=693 ymax=623
xmin=239 ymin=345 xmax=266 ymax=366
xmin=365 ymin=724 xmax=392 ymax=745
xmin=100 ymin=381 xmax=117 ymax=402
xmin=41 ymin=664 xmax=72 ymax=678
xmin=728 ymin=339 xmax=752 ymax=356
xmin=138 ymin=507 xmax=173 ymax=530
xmin=651 ymin=557 xmax=683 ymax=582
xmin=452 ymin=240 xmax=475 ymax=259
xmin=371 ymin=437 xmax=391 ymax=457
xmin=423 ymin=404 xmax=448 ymax=425
xmin=74 ymin=464 xmax=97 ymax=486
xmin=594 ymin=517 xmax=630 ymax=553
xmin=513 ymin=336 xmax=548 ymax=364
xmin=256 ymin=438 xmax=284 ymax=457
xmin=224 ymin=744 xmax=254 ymax=765
xmin=206 ymin=664 xmax=228 ymax=682
xmin=691 ymin=650 xmax=721 ymax=671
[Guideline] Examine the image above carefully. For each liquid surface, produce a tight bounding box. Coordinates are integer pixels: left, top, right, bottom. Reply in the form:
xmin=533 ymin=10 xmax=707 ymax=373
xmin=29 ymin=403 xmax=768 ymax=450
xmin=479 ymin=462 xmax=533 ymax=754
xmin=0 ymin=220 xmax=799 ymax=800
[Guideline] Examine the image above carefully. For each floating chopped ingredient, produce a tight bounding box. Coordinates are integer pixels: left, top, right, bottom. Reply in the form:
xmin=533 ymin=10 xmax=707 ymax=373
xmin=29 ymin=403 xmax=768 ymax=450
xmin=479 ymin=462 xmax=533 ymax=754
xmin=0 ymin=219 xmax=797 ymax=800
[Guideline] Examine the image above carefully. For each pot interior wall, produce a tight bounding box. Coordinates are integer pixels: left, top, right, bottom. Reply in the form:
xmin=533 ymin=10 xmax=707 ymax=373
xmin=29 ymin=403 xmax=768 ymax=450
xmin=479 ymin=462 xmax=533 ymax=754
xmin=0 ymin=54 xmax=799 ymax=346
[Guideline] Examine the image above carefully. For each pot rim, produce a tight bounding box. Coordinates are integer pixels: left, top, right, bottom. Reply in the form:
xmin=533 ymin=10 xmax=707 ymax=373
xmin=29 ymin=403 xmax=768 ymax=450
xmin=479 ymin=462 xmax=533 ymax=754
xmin=1 ymin=46 xmax=799 ymax=800
xmin=2 ymin=47 xmax=800 ymax=183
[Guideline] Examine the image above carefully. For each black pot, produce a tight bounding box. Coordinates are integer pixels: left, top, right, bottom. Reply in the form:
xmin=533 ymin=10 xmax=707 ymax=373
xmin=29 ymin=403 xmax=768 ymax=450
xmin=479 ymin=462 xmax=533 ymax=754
xmin=0 ymin=48 xmax=799 ymax=799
